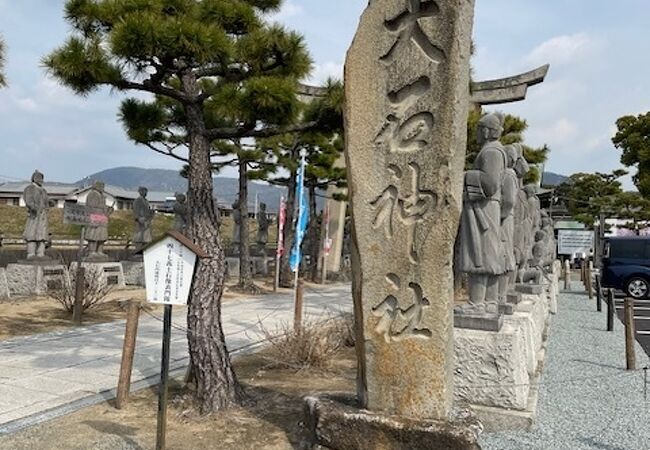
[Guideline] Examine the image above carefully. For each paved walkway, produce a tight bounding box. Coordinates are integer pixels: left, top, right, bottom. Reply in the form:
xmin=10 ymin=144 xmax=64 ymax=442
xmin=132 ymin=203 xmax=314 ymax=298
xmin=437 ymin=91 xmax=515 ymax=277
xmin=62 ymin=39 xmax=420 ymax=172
xmin=481 ymin=282 xmax=650 ymax=450
xmin=0 ymin=284 xmax=352 ymax=434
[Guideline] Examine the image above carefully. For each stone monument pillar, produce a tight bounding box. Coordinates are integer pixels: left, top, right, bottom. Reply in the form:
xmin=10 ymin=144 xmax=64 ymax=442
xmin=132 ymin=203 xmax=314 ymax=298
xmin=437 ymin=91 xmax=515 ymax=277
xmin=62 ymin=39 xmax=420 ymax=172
xmin=85 ymin=181 xmax=113 ymax=261
xmin=305 ymin=2 xmax=481 ymax=447
xmin=346 ymin=0 xmax=474 ymax=420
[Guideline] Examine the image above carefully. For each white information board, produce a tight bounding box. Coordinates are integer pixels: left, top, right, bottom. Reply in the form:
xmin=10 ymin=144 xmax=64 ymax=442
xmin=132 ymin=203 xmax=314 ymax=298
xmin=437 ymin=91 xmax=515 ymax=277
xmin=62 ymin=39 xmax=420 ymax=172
xmin=557 ymin=229 xmax=594 ymax=256
xmin=143 ymin=236 xmax=198 ymax=306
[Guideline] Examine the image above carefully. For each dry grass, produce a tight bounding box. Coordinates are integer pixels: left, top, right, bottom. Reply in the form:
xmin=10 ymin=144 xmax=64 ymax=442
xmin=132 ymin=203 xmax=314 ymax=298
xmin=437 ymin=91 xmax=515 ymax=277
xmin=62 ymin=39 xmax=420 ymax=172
xmin=259 ymin=314 xmax=355 ymax=371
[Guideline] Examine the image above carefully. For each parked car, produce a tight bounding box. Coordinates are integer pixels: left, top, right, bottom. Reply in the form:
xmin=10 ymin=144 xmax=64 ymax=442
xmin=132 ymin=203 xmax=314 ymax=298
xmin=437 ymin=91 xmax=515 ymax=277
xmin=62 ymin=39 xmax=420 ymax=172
xmin=601 ymin=236 xmax=650 ymax=299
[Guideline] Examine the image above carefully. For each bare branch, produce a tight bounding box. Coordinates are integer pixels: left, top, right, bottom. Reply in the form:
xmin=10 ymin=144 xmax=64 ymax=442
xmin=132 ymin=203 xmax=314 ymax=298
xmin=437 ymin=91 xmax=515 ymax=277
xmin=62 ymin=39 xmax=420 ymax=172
xmin=115 ymin=79 xmax=191 ymax=103
xmin=142 ymin=142 xmax=189 ymax=162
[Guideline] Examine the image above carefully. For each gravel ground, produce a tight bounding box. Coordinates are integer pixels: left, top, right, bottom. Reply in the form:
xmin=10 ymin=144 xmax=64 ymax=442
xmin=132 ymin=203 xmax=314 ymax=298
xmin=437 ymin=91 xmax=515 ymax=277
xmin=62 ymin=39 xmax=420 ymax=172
xmin=480 ymin=282 xmax=650 ymax=450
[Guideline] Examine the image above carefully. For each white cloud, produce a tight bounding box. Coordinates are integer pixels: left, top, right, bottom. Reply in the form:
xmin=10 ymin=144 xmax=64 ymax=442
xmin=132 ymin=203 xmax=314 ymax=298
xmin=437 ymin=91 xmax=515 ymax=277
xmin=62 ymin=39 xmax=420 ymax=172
xmin=533 ymin=118 xmax=579 ymax=147
xmin=267 ymin=1 xmax=303 ymax=23
xmin=524 ymin=33 xmax=594 ymax=67
xmin=307 ymin=61 xmax=343 ymax=85
xmin=15 ymin=97 xmax=38 ymax=112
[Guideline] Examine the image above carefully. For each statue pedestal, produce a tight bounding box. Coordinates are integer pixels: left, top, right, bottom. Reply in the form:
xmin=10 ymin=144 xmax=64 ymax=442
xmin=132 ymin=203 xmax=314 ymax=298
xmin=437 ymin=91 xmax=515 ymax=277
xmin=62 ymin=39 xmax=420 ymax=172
xmin=0 ymin=268 xmax=10 ymax=300
xmin=121 ymin=261 xmax=145 ymax=286
xmin=6 ymin=264 xmax=68 ymax=297
xmin=84 ymin=253 xmax=111 ymax=263
xmin=70 ymin=262 xmax=126 ymax=289
xmin=454 ymin=310 xmax=504 ymax=332
xmin=303 ymin=394 xmax=482 ymax=450
xmin=515 ymin=284 xmax=543 ymax=295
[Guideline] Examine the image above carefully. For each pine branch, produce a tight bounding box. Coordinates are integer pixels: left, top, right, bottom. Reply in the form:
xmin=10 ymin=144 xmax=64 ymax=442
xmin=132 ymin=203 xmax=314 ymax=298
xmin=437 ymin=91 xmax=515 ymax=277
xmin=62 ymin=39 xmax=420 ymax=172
xmin=206 ymin=121 xmax=318 ymax=140
xmin=141 ymin=142 xmax=189 ymax=163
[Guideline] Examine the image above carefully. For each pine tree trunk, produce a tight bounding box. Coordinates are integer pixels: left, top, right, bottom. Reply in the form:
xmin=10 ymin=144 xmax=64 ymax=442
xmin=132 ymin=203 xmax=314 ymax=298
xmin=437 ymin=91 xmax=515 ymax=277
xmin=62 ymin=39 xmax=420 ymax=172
xmin=279 ymin=169 xmax=297 ymax=288
xmin=308 ymin=185 xmax=320 ymax=282
xmin=182 ymin=73 xmax=244 ymax=413
xmin=237 ymin=158 xmax=253 ymax=289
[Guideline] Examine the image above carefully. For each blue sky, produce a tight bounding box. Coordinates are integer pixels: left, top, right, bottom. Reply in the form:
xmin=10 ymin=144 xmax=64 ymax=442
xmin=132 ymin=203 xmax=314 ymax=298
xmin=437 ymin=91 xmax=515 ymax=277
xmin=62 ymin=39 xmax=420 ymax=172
xmin=0 ymin=1 xmax=648 ymax=188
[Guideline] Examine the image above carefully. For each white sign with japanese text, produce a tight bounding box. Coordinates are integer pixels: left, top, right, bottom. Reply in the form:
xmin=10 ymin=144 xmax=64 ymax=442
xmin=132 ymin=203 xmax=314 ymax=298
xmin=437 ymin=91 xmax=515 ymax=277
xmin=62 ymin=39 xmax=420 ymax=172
xmin=558 ymin=229 xmax=594 ymax=256
xmin=143 ymin=236 xmax=197 ymax=306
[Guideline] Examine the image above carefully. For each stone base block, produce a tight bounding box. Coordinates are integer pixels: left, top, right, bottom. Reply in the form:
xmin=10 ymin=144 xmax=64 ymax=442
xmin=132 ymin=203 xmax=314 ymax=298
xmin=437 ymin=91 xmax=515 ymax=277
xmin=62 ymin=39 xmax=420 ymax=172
xmin=226 ymin=256 xmax=271 ymax=279
xmin=515 ymin=284 xmax=543 ymax=295
xmin=499 ymin=303 xmax=514 ymax=315
xmin=6 ymin=264 xmax=68 ymax=296
xmin=454 ymin=311 xmax=503 ymax=331
xmin=455 ymin=323 xmax=529 ymax=410
xmin=0 ymin=268 xmax=10 ymax=300
xmin=303 ymin=393 xmax=482 ymax=450
xmin=71 ymin=262 xmax=126 ymax=289
xmin=507 ymin=292 xmax=522 ymax=305
xmin=515 ymin=298 xmax=549 ymax=363
xmin=121 ymin=261 xmax=145 ymax=286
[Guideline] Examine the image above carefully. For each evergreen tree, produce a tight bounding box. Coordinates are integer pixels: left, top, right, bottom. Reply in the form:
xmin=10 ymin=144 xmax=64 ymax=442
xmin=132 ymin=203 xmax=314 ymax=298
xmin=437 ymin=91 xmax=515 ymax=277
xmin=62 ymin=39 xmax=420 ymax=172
xmin=257 ymin=79 xmax=343 ymax=286
xmin=212 ymin=139 xmax=273 ymax=291
xmin=0 ymin=36 xmax=6 ymax=87
xmin=555 ymin=170 xmax=627 ymax=226
xmin=466 ymin=109 xmax=549 ymax=184
xmin=43 ymin=0 xmax=330 ymax=413
xmin=612 ymin=112 xmax=650 ymax=198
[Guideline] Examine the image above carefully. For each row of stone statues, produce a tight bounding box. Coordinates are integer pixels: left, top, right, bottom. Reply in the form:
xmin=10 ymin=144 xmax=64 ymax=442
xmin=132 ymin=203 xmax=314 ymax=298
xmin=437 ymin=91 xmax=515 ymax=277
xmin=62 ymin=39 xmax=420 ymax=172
xmin=21 ymin=171 xmax=274 ymax=261
xmin=22 ymin=171 xmax=160 ymax=261
xmin=457 ymin=113 xmax=556 ymax=317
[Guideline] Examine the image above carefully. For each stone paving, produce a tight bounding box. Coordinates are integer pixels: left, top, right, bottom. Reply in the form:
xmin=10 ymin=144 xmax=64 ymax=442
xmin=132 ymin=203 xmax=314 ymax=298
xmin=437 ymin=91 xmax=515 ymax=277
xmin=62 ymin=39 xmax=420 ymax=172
xmin=481 ymin=282 xmax=650 ymax=450
xmin=0 ymin=284 xmax=352 ymax=433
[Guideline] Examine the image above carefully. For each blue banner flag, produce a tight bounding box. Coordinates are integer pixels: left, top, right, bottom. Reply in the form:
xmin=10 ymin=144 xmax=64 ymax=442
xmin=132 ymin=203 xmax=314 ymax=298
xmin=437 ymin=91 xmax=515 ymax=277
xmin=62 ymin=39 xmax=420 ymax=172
xmin=289 ymin=155 xmax=309 ymax=272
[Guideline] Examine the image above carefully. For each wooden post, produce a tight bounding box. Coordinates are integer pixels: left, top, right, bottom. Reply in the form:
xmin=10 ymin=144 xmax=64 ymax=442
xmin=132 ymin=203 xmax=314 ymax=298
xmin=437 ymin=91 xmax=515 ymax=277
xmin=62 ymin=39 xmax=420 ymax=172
xmin=294 ymin=277 xmax=304 ymax=332
xmin=585 ymin=261 xmax=594 ymax=300
xmin=156 ymin=304 xmax=173 ymax=450
xmin=72 ymin=227 xmax=86 ymax=324
xmin=595 ymin=274 xmax=602 ymax=312
xmin=116 ymin=299 xmax=141 ymax=409
xmin=564 ymin=259 xmax=571 ymax=291
xmin=624 ymin=298 xmax=636 ymax=370
xmin=607 ymin=289 xmax=614 ymax=332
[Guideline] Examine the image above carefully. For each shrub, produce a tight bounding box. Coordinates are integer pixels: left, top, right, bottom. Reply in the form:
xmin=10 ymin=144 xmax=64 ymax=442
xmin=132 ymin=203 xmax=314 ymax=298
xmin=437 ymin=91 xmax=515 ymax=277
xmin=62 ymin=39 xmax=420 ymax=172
xmin=48 ymin=266 xmax=113 ymax=312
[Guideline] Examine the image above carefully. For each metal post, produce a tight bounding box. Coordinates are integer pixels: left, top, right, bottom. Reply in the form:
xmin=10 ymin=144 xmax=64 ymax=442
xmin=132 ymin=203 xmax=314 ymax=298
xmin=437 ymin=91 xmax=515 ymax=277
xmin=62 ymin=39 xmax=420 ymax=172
xmin=116 ymin=299 xmax=141 ymax=409
xmin=595 ymin=274 xmax=602 ymax=312
xmin=624 ymin=298 xmax=636 ymax=370
xmin=564 ymin=259 xmax=570 ymax=291
xmin=156 ymin=305 xmax=172 ymax=450
xmin=607 ymin=289 xmax=614 ymax=332
xmin=73 ymin=227 xmax=86 ymax=324
xmin=585 ymin=261 xmax=594 ymax=300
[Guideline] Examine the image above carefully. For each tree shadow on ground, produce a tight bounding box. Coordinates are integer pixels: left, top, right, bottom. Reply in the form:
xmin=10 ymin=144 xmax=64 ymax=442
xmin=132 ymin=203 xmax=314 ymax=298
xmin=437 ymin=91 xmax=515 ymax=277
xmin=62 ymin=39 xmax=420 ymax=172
xmin=82 ymin=420 xmax=145 ymax=450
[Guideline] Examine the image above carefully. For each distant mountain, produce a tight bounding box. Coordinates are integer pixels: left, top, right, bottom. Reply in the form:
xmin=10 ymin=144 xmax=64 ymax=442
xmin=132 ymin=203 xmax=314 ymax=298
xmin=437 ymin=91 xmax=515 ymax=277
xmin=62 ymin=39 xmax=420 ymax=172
xmin=77 ymin=167 xmax=287 ymax=212
xmin=541 ymin=171 xmax=568 ymax=187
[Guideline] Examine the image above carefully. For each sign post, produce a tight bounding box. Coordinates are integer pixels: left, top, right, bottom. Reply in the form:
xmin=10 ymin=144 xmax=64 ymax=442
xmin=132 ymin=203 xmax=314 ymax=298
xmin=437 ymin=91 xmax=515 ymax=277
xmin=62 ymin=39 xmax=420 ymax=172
xmin=274 ymin=196 xmax=286 ymax=292
xmin=63 ymin=202 xmax=109 ymax=324
xmin=142 ymin=231 xmax=207 ymax=450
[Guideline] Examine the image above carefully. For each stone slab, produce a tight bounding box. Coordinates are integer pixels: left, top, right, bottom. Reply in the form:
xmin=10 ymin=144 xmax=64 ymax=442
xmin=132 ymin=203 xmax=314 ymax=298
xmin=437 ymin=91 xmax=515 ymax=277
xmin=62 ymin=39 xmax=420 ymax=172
xmin=499 ymin=303 xmax=514 ymax=315
xmin=120 ymin=261 xmax=144 ymax=286
xmin=0 ymin=268 xmax=9 ymax=300
xmin=6 ymin=264 xmax=68 ymax=297
xmin=303 ymin=393 xmax=482 ymax=450
xmin=70 ymin=262 xmax=126 ymax=289
xmin=454 ymin=311 xmax=504 ymax=332
xmin=454 ymin=323 xmax=529 ymax=410
xmin=507 ymin=292 xmax=522 ymax=305
xmin=515 ymin=284 xmax=543 ymax=295
xmin=504 ymin=310 xmax=537 ymax=376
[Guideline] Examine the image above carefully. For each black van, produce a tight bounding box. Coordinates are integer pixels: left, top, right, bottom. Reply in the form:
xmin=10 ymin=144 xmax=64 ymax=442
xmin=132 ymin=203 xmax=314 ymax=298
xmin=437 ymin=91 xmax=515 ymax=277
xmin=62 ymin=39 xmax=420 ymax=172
xmin=601 ymin=236 xmax=650 ymax=299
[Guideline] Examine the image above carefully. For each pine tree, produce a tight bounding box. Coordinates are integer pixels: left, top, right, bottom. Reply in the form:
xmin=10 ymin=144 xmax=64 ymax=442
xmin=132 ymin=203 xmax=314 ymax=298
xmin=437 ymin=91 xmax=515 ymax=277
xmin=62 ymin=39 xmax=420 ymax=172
xmin=212 ymin=139 xmax=273 ymax=291
xmin=612 ymin=112 xmax=650 ymax=198
xmin=43 ymin=0 xmax=330 ymax=413
xmin=257 ymin=79 xmax=343 ymax=286
xmin=0 ymin=36 xmax=6 ymax=87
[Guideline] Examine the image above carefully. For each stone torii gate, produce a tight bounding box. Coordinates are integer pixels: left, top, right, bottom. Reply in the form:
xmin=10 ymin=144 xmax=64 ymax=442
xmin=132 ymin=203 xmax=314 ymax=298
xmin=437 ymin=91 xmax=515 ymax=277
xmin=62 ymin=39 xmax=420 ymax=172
xmin=300 ymin=64 xmax=550 ymax=275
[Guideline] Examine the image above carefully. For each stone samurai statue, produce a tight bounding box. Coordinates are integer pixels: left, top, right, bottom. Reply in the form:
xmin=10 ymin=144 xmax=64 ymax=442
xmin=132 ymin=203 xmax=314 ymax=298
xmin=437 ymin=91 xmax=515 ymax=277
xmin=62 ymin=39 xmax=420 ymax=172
xmin=173 ymin=192 xmax=188 ymax=233
xmin=256 ymin=202 xmax=270 ymax=246
xmin=133 ymin=186 xmax=154 ymax=248
xmin=458 ymin=113 xmax=507 ymax=314
xmin=232 ymin=200 xmax=241 ymax=245
xmin=23 ymin=170 xmax=50 ymax=260
xmin=85 ymin=181 xmax=113 ymax=260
